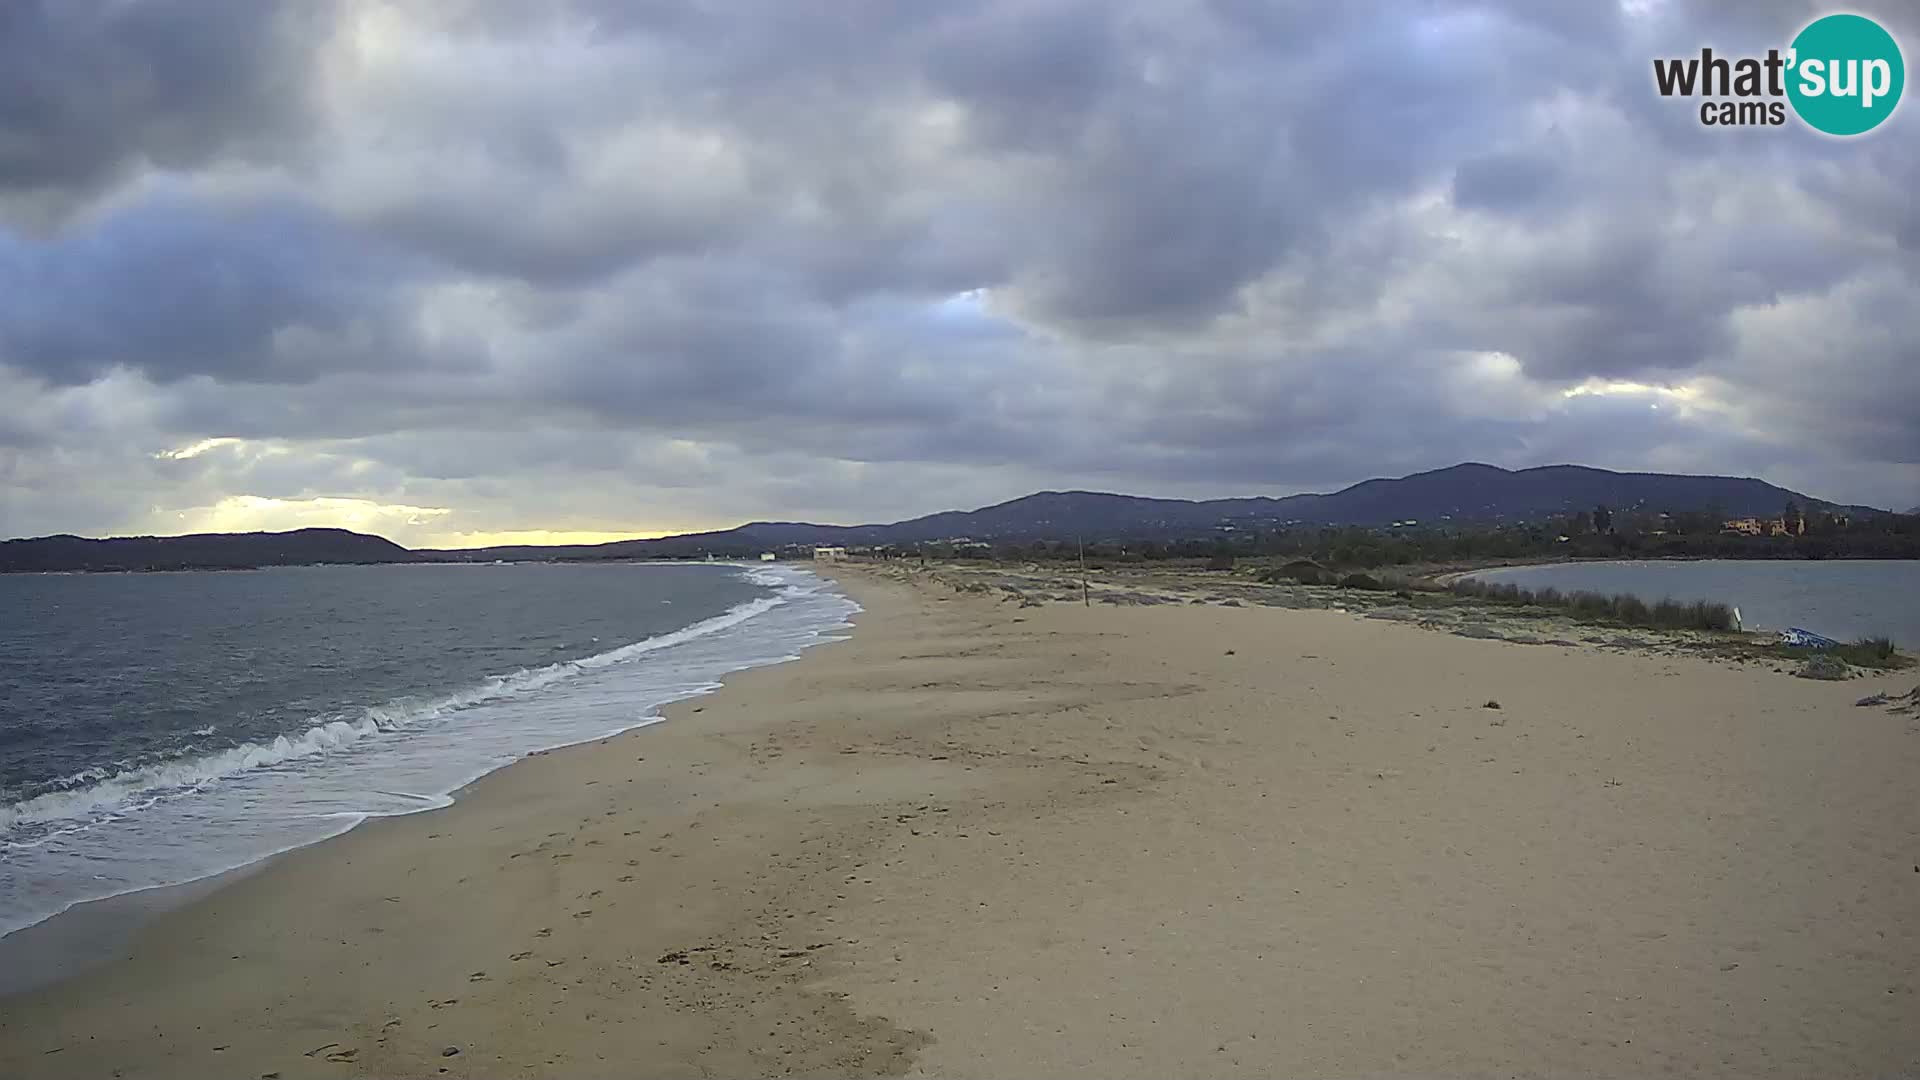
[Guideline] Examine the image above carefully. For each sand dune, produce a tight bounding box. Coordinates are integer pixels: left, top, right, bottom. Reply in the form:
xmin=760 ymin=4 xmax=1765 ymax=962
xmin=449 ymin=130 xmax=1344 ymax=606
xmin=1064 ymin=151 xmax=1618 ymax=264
xmin=3 ymin=564 xmax=1916 ymax=1078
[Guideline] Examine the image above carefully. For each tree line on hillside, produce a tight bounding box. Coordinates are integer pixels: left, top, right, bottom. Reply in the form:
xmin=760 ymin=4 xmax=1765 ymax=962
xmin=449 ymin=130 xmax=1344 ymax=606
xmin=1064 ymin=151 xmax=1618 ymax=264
xmin=891 ymin=504 xmax=1920 ymax=568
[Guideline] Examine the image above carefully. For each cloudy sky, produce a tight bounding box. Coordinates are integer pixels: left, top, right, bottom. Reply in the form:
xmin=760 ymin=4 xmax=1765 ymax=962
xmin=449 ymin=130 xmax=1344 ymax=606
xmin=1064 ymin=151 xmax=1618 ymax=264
xmin=2 ymin=0 xmax=1915 ymax=546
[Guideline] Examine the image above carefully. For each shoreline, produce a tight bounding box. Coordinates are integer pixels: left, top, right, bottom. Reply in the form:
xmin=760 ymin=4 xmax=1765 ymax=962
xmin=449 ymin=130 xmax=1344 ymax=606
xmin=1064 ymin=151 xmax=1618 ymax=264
xmin=0 ymin=861 xmax=274 ymax=996
xmin=0 ymin=561 xmax=853 ymax=984
xmin=4 ymin=562 xmax=1916 ymax=1077
xmin=1427 ymin=554 xmax=1766 ymax=586
xmin=1428 ymin=552 xmax=1920 ymax=583
xmin=0 ymin=569 xmax=907 ymax=1078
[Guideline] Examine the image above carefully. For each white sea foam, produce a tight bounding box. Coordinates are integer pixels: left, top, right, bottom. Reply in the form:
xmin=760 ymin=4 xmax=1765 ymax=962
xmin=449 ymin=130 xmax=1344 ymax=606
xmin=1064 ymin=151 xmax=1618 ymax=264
xmin=0 ymin=564 xmax=859 ymax=938
xmin=0 ymin=594 xmax=787 ymax=835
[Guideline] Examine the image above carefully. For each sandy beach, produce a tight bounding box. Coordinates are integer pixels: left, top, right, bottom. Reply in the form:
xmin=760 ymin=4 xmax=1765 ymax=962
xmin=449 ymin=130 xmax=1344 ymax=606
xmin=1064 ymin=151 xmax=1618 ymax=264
xmin=3 ymin=563 xmax=1917 ymax=1078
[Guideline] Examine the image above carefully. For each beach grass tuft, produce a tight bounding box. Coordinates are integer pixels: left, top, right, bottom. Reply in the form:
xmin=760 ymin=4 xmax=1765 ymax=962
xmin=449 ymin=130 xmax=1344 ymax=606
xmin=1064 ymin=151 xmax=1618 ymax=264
xmin=1834 ymin=636 xmax=1904 ymax=670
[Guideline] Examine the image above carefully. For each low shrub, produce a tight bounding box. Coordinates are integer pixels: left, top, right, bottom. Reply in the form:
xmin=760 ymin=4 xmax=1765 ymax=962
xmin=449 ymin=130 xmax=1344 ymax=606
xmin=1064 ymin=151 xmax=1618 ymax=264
xmin=1568 ymin=591 xmax=1612 ymax=617
xmin=1677 ymin=601 xmax=1733 ymax=631
xmin=1797 ymin=654 xmax=1850 ymax=681
xmin=1446 ymin=578 xmax=1735 ymax=632
xmin=1258 ymin=559 xmax=1330 ymax=585
xmin=1834 ymin=636 xmax=1903 ymax=669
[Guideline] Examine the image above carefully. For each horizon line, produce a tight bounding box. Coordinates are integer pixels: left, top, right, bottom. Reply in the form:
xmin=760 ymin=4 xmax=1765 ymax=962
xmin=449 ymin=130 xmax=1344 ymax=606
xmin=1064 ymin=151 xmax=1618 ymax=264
xmin=4 ymin=461 xmax=1887 ymax=548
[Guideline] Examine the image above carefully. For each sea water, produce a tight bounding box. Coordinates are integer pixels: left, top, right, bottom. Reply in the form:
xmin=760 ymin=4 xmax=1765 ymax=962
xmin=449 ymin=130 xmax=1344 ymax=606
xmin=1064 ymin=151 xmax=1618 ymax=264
xmin=0 ymin=561 xmax=856 ymax=939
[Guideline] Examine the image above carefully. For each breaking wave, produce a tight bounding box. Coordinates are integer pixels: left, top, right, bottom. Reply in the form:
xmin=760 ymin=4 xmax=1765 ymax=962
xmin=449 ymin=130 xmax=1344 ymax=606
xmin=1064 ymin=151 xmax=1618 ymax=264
xmin=0 ymin=592 xmax=787 ymax=836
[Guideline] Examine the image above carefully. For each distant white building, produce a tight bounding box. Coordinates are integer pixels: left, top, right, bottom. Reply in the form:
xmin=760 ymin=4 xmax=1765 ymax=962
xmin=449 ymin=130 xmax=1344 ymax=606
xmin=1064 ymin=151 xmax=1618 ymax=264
xmin=812 ymin=546 xmax=847 ymax=562
xmin=759 ymin=552 xmax=777 ymax=562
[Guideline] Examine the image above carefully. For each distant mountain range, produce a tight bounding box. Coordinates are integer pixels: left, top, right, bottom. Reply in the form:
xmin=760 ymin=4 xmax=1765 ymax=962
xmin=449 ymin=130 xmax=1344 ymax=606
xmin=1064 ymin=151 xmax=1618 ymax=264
xmin=1 ymin=463 xmax=1888 ymax=572
xmin=421 ymin=463 xmax=1877 ymax=561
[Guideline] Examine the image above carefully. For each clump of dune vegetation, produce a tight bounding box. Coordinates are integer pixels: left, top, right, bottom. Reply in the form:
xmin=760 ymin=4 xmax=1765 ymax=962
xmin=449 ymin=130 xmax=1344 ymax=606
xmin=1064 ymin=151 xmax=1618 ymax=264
xmin=1445 ymin=578 xmax=1736 ymax=632
xmin=1257 ymin=559 xmax=1334 ymax=585
xmin=1782 ymin=636 xmax=1907 ymax=672
xmin=1796 ymin=654 xmax=1851 ymax=681
xmin=1836 ymin=636 xmax=1898 ymax=667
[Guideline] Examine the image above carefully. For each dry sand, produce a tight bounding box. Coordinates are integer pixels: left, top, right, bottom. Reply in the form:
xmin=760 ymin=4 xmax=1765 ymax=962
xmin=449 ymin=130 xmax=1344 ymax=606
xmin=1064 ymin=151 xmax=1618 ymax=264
xmin=2 ymin=563 xmax=1917 ymax=1078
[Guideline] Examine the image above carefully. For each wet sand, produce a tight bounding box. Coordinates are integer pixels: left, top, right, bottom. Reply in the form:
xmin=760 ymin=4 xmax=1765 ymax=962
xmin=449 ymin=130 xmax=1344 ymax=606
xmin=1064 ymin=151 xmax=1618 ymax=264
xmin=3 ymin=563 xmax=1916 ymax=1078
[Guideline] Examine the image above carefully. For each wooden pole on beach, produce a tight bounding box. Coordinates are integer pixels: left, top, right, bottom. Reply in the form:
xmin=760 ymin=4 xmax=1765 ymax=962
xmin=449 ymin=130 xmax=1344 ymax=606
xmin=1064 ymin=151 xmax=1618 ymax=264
xmin=1078 ymin=535 xmax=1089 ymax=606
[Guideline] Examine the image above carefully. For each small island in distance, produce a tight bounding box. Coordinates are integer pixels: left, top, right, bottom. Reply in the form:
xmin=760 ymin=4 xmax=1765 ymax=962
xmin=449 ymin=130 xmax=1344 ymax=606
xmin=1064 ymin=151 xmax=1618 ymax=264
xmin=5 ymin=463 xmax=1914 ymax=574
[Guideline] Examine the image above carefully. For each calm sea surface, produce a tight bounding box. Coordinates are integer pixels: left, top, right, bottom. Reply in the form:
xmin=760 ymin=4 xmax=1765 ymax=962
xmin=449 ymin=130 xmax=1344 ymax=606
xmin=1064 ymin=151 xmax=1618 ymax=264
xmin=0 ymin=562 xmax=855 ymax=939
xmin=1467 ymin=560 xmax=1919 ymax=645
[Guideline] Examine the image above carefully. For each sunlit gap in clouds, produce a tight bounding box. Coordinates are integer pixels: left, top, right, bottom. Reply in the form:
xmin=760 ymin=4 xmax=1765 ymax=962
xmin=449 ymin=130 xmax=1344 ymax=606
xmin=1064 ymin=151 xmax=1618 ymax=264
xmin=1561 ymin=378 xmax=1707 ymax=410
xmin=153 ymin=437 xmax=246 ymax=461
xmin=170 ymin=495 xmax=449 ymax=535
xmin=162 ymin=496 xmax=693 ymax=550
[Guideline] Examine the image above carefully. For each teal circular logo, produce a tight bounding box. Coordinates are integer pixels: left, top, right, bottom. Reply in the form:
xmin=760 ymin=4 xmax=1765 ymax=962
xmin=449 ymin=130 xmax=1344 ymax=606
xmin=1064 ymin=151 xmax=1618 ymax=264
xmin=1787 ymin=13 xmax=1905 ymax=136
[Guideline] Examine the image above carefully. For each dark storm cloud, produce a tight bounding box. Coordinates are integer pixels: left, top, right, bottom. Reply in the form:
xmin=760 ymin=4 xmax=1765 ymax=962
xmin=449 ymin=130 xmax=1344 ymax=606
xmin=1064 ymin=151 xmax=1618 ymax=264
xmin=0 ymin=191 xmax=424 ymax=385
xmin=0 ymin=0 xmax=326 ymax=221
xmin=918 ymin=0 xmax=1124 ymax=152
xmin=0 ymin=0 xmax=1915 ymax=541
